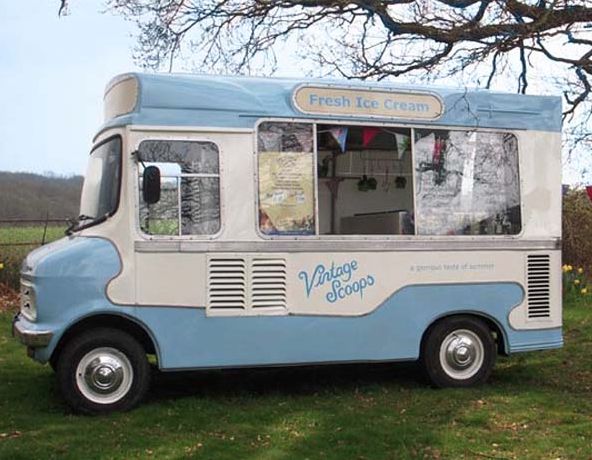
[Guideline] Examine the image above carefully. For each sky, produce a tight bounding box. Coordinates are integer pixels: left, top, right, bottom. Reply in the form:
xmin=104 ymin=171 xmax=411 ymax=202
xmin=0 ymin=1 xmax=588 ymax=183
xmin=0 ymin=0 xmax=138 ymax=176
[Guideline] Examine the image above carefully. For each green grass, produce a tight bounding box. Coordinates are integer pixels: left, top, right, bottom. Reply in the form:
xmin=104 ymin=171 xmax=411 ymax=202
xmin=0 ymin=226 xmax=65 ymax=245
xmin=1 ymin=300 xmax=591 ymax=459
xmin=0 ymin=226 xmax=65 ymax=288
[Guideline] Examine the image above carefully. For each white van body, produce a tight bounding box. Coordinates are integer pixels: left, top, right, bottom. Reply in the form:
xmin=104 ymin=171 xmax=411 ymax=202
xmin=14 ymin=73 xmax=562 ymax=412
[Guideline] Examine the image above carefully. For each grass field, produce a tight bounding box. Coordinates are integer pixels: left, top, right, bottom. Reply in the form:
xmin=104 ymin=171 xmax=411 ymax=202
xmin=0 ymin=297 xmax=591 ymax=459
xmin=0 ymin=226 xmax=65 ymax=288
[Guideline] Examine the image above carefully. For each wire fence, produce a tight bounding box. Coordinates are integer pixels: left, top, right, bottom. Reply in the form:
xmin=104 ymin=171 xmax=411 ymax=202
xmin=0 ymin=218 xmax=70 ymax=288
xmin=0 ymin=218 xmax=69 ymax=247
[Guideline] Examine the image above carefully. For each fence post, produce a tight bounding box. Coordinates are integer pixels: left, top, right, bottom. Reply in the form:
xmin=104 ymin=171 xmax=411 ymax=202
xmin=41 ymin=211 xmax=49 ymax=246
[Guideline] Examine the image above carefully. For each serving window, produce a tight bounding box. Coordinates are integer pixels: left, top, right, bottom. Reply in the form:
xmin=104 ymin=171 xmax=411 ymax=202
xmin=256 ymin=121 xmax=521 ymax=237
xmin=414 ymin=130 xmax=521 ymax=235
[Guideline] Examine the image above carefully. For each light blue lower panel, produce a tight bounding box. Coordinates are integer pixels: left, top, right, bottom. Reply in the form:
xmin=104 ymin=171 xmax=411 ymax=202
xmin=135 ymin=283 xmax=562 ymax=370
xmin=23 ymin=237 xmax=563 ymax=369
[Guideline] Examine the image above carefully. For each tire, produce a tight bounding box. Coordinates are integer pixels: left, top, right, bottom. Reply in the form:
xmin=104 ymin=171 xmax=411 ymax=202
xmin=56 ymin=328 xmax=150 ymax=414
xmin=421 ymin=316 xmax=496 ymax=388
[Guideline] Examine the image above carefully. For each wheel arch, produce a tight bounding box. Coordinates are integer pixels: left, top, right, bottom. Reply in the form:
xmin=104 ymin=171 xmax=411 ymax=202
xmin=420 ymin=311 xmax=508 ymax=357
xmin=50 ymin=313 xmax=160 ymax=369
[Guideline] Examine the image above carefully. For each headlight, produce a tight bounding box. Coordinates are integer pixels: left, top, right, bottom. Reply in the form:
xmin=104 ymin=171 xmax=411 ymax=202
xmin=20 ymin=279 xmax=36 ymax=321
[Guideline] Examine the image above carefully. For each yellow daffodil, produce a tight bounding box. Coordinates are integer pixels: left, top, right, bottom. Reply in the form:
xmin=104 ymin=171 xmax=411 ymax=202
xmin=574 ymin=279 xmax=580 ymax=285
xmin=0 ymin=262 xmax=3 ymax=270
xmin=578 ymin=267 xmax=584 ymax=274
xmin=562 ymin=264 xmax=569 ymax=272
xmin=581 ymin=288 xmax=588 ymax=295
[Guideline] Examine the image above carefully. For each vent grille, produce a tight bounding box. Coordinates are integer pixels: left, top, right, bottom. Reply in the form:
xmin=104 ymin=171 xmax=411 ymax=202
xmin=208 ymin=258 xmax=246 ymax=309
xmin=252 ymin=258 xmax=287 ymax=309
xmin=527 ymin=254 xmax=551 ymax=319
xmin=207 ymin=256 xmax=287 ymax=312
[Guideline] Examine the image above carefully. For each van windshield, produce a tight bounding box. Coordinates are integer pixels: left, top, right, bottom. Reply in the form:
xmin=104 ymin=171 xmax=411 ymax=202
xmin=79 ymin=136 xmax=122 ymax=222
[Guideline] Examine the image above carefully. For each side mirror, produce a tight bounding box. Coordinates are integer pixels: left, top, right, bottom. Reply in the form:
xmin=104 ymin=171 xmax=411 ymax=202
xmin=142 ymin=166 xmax=161 ymax=204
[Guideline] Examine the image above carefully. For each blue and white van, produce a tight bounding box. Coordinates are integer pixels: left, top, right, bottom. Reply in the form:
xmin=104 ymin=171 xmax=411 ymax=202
xmin=13 ymin=73 xmax=562 ymax=413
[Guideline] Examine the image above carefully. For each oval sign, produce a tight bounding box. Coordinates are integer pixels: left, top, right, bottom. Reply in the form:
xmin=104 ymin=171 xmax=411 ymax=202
xmin=293 ymin=85 xmax=443 ymax=120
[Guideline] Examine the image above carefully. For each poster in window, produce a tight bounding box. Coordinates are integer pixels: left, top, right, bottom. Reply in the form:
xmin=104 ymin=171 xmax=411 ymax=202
xmin=258 ymin=151 xmax=315 ymax=235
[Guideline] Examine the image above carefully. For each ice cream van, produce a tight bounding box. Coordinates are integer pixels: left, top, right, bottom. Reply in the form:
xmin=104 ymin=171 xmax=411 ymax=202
xmin=13 ymin=73 xmax=562 ymax=413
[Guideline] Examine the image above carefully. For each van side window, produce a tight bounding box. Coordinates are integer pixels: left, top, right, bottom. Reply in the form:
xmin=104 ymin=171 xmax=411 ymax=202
xmin=138 ymin=140 xmax=221 ymax=236
xmin=414 ymin=130 xmax=521 ymax=235
xmin=315 ymin=125 xmax=415 ymax=235
xmin=256 ymin=123 xmax=521 ymax=238
xmin=257 ymin=122 xmax=316 ymax=235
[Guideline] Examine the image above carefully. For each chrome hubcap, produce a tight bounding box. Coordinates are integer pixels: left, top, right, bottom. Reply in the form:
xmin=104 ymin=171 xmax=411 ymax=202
xmin=85 ymin=357 xmax=124 ymax=393
xmin=76 ymin=347 xmax=133 ymax=404
xmin=439 ymin=329 xmax=484 ymax=380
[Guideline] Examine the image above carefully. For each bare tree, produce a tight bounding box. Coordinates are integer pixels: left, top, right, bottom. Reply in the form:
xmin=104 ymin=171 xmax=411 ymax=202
xmin=60 ymin=1 xmax=592 ymax=150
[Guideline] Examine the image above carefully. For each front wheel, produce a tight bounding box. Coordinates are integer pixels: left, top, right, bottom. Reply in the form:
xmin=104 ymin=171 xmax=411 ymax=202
xmin=56 ymin=328 xmax=150 ymax=414
xmin=421 ymin=316 xmax=496 ymax=388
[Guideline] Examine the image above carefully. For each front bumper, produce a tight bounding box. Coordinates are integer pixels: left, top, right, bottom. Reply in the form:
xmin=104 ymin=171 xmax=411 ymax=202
xmin=12 ymin=314 xmax=53 ymax=348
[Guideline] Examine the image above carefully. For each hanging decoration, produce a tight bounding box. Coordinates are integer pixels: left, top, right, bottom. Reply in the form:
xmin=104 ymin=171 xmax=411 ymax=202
xmin=432 ymin=137 xmax=446 ymax=185
xmin=328 ymin=126 xmax=349 ymax=153
xmin=362 ymin=127 xmax=381 ymax=147
xmin=394 ymin=133 xmax=410 ymax=160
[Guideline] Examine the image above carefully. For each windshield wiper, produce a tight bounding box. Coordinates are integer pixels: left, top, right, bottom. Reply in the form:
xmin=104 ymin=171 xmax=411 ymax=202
xmin=65 ymin=214 xmax=106 ymax=235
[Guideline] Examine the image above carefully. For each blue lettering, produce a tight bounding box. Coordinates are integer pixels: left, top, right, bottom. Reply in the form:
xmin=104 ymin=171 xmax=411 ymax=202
xmin=356 ymin=96 xmax=379 ymax=109
xmin=327 ymin=279 xmax=341 ymax=303
xmin=300 ymin=260 xmax=375 ymax=302
xmin=308 ymin=94 xmax=353 ymax=108
xmin=320 ymin=267 xmax=331 ymax=286
xmin=383 ymin=99 xmax=430 ymax=112
xmin=299 ymin=263 xmax=324 ymax=297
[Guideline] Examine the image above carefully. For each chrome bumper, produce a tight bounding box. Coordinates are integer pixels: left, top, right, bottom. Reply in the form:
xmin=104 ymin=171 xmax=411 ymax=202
xmin=12 ymin=315 xmax=53 ymax=348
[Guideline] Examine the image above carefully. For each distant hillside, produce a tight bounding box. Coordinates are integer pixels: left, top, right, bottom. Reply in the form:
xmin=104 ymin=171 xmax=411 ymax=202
xmin=0 ymin=172 xmax=83 ymax=220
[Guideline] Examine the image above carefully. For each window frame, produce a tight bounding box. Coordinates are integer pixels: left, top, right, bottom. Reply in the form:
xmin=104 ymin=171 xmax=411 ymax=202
xmin=134 ymin=137 xmax=224 ymax=241
xmin=254 ymin=120 xmax=319 ymax=239
xmin=254 ymin=117 xmax=524 ymax=240
xmin=413 ymin=128 xmax=523 ymax=237
xmin=80 ymin=134 xmax=123 ymax=221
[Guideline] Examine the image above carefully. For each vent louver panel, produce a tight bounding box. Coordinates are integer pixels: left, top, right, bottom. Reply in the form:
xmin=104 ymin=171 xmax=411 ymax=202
xmin=527 ymin=254 xmax=551 ymax=319
xmin=207 ymin=256 xmax=287 ymax=313
xmin=208 ymin=258 xmax=246 ymax=309
xmin=252 ymin=259 xmax=287 ymax=309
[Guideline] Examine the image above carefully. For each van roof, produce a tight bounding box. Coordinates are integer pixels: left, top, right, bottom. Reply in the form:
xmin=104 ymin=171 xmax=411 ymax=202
xmin=99 ymin=72 xmax=562 ymax=136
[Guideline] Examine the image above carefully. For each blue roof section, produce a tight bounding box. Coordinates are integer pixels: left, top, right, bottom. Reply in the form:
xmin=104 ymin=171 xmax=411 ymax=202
xmin=100 ymin=72 xmax=562 ymax=134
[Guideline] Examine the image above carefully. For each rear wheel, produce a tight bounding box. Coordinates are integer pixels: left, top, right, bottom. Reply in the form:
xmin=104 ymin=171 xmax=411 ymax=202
xmin=421 ymin=316 xmax=496 ymax=388
xmin=56 ymin=328 xmax=150 ymax=414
